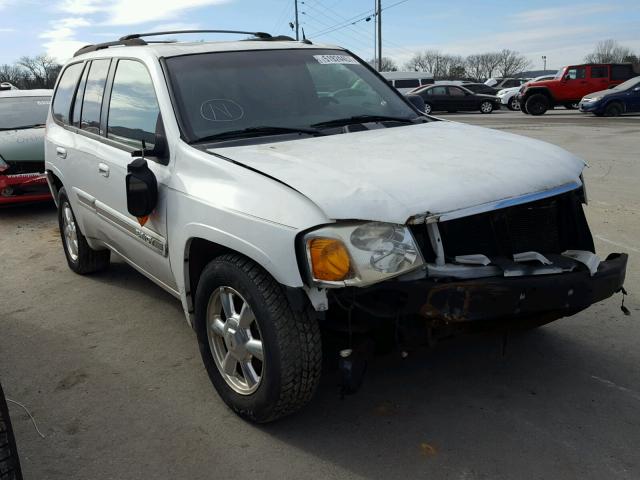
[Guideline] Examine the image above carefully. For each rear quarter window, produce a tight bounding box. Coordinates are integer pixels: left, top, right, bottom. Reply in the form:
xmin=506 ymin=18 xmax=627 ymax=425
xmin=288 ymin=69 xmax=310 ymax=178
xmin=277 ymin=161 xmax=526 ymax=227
xmin=611 ymin=65 xmax=633 ymax=81
xmin=52 ymin=62 xmax=84 ymax=125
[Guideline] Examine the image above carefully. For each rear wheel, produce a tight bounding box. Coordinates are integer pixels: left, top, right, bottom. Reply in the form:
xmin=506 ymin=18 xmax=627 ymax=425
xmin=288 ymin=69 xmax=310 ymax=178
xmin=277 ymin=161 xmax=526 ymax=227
xmin=508 ymin=96 xmax=520 ymax=111
xmin=479 ymin=101 xmax=494 ymax=114
xmin=525 ymin=94 xmax=549 ymax=115
xmin=58 ymin=187 xmax=110 ymax=274
xmin=604 ymin=102 xmax=623 ymax=117
xmin=195 ymin=254 xmax=322 ymax=423
xmin=0 ymin=382 xmax=23 ymax=480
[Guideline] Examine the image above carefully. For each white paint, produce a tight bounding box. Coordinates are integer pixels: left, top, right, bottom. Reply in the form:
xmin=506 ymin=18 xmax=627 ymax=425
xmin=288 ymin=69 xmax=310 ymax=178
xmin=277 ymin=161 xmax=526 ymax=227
xmin=212 ymin=121 xmax=586 ymax=224
xmin=591 ymin=376 xmax=640 ymax=402
xmin=594 ymin=235 xmax=640 ymax=254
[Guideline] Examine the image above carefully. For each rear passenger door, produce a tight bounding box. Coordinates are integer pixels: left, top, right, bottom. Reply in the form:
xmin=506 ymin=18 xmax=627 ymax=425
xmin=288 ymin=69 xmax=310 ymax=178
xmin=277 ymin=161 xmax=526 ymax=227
xmin=589 ymin=66 xmax=609 ymax=92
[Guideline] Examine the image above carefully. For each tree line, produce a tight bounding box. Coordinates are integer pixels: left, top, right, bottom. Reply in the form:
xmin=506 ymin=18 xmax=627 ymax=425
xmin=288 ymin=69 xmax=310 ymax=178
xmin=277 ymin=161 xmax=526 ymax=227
xmin=0 ymin=55 xmax=62 ymax=89
xmin=370 ymin=40 xmax=640 ymax=81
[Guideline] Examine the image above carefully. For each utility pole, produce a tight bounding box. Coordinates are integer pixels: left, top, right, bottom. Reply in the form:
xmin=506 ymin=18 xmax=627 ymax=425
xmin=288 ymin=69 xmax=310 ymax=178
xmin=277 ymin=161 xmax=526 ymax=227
xmin=294 ymin=0 xmax=300 ymax=41
xmin=542 ymin=55 xmax=547 ymax=71
xmin=377 ymin=0 xmax=382 ymax=71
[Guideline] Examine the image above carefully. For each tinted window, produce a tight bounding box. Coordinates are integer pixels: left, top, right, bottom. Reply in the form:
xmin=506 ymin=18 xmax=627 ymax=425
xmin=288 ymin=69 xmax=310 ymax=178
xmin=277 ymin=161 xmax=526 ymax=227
xmin=72 ymin=64 xmax=89 ymax=127
xmin=166 ymin=49 xmax=417 ymax=143
xmin=427 ymin=86 xmax=447 ymax=95
xmin=591 ymin=66 xmax=608 ymax=78
xmin=107 ymin=60 xmax=161 ymax=150
xmin=503 ymin=80 xmax=520 ymax=88
xmin=80 ymin=59 xmax=110 ymax=135
xmin=566 ymin=67 xmax=586 ymax=80
xmin=611 ymin=65 xmax=633 ymax=81
xmin=420 ymin=78 xmax=434 ymax=85
xmin=52 ymin=63 xmax=83 ymax=125
xmin=0 ymin=96 xmax=51 ymax=130
xmin=395 ymin=79 xmax=420 ymax=88
xmin=448 ymin=87 xmax=465 ymax=96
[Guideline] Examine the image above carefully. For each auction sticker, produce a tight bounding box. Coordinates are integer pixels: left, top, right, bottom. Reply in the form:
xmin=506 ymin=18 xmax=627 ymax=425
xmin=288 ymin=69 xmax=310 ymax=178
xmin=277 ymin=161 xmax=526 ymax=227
xmin=313 ymin=55 xmax=359 ymax=65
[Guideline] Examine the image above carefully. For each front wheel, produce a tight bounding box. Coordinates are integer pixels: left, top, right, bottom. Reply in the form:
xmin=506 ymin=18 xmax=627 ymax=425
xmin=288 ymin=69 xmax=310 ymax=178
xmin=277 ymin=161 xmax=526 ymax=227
xmin=480 ymin=101 xmax=494 ymax=114
xmin=57 ymin=187 xmax=110 ymax=274
xmin=525 ymin=94 xmax=549 ymax=115
xmin=195 ymin=254 xmax=322 ymax=423
xmin=604 ymin=102 xmax=623 ymax=117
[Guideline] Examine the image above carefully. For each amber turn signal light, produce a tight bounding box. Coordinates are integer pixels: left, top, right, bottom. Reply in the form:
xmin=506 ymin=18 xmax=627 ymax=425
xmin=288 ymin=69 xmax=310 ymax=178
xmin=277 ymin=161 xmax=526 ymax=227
xmin=308 ymin=238 xmax=352 ymax=282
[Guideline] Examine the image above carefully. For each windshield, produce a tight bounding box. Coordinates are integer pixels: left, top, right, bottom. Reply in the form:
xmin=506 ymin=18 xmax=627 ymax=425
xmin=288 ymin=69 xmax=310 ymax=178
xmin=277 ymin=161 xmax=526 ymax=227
xmin=613 ymin=76 xmax=640 ymax=91
xmin=165 ymin=48 xmax=419 ymax=143
xmin=0 ymin=96 xmax=50 ymax=130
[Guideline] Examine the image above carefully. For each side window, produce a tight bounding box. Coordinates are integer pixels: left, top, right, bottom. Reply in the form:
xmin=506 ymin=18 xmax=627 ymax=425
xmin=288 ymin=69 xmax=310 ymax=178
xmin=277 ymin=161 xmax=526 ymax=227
xmin=71 ymin=63 xmax=90 ymax=127
xmin=566 ymin=67 xmax=586 ymax=80
xmin=107 ymin=60 xmax=161 ymax=150
xmin=395 ymin=79 xmax=420 ymax=88
xmin=430 ymin=86 xmax=447 ymax=95
xmin=611 ymin=65 xmax=632 ymax=81
xmin=591 ymin=66 xmax=608 ymax=78
xmin=52 ymin=63 xmax=84 ymax=125
xmin=80 ymin=59 xmax=110 ymax=135
xmin=448 ymin=87 xmax=465 ymax=96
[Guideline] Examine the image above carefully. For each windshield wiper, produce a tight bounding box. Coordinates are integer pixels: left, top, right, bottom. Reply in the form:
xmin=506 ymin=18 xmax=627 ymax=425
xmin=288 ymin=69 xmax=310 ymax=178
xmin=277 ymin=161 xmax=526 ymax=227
xmin=190 ymin=126 xmax=324 ymax=144
xmin=310 ymin=115 xmax=417 ymax=128
xmin=0 ymin=123 xmax=46 ymax=131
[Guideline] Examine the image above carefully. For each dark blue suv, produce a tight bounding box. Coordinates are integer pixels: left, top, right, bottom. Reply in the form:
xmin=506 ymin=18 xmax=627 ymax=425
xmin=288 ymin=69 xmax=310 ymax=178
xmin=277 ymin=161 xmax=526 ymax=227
xmin=579 ymin=76 xmax=640 ymax=116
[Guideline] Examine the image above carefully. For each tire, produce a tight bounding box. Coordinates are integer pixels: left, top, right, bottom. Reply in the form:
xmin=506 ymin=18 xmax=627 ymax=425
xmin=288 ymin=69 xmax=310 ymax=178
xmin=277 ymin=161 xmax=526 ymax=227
xmin=423 ymin=103 xmax=433 ymax=114
xmin=479 ymin=101 xmax=493 ymax=114
xmin=57 ymin=187 xmax=110 ymax=275
xmin=604 ymin=102 xmax=623 ymax=117
xmin=508 ymin=96 xmax=520 ymax=111
xmin=0 ymin=383 xmax=23 ymax=480
xmin=194 ymin=253 xmax=322 ymax=423
xmin=525 ymin=94 xmax=549 ymax=115
xmin=521 ymin=101 xmax=529 ymax=114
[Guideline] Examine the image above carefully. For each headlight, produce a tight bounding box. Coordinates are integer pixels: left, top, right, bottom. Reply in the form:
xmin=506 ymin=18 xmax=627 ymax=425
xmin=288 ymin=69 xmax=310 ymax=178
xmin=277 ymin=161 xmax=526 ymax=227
xmin=304 ymin=222 xmax=424 ymax=287
xmin=583 ymin=96 xmax=600 ymax=102
xmin=497 ymin=90 xmax=507 ymax=96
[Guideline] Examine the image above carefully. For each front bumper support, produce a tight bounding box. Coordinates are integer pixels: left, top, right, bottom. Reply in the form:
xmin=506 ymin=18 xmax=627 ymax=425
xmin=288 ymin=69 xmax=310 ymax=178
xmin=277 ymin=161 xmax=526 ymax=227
xmin=344 ymin=253 xmax=628 ymax=325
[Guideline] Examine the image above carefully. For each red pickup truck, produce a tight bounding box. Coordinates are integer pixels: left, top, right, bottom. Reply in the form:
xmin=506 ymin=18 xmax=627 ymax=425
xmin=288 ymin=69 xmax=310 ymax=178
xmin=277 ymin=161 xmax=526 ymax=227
xmin=519 ymin=63 xmax=638 ymax=115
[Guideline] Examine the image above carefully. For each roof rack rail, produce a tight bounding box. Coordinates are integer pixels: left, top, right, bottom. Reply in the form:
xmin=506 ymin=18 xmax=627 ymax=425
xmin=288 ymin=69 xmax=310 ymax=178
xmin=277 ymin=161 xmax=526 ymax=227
xmin=73 ymin=30 xmax=283 ymax=57
xmin=120 ymin=30 xmax=272 ymax=41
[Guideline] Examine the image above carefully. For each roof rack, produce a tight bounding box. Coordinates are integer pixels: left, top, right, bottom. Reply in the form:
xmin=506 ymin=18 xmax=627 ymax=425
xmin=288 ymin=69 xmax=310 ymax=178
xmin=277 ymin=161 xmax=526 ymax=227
xmin=74 ymin=30 xmax=287 ymax=57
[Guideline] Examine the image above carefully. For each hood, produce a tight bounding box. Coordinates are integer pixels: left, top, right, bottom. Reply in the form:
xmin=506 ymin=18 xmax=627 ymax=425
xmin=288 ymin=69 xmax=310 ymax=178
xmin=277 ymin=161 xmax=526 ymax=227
xmin=0 ymin=127 xmax=45 ymax=162
xmin=583 ymin=89 xmax=614 ymax=99
xmin=498 ymin=87 xmax=520 ymax=94
xmin=208 ymin=121 xmax=585 ymax=224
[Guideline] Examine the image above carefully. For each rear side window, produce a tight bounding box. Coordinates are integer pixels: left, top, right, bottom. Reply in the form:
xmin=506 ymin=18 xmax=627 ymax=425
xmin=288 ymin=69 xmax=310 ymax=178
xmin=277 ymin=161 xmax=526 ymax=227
xmin=395 ymin=79 xmax=420 ymax=88
xmin=52 ymin=63 xmax=84 ymax=125
xmin=611 ymin=65 xmax=633 ymax=81
xmin=72 ymin=63 xmax=90 ymax=127
xmin=107 ymin=60 xmax=160 ymax=150
xmin=448 ymin=87 xmax=465 ymax=96
xmin=591 ymin=66 xmax=608 ymax=78
xmin=80 ymin=59 xmax=110 ymax=135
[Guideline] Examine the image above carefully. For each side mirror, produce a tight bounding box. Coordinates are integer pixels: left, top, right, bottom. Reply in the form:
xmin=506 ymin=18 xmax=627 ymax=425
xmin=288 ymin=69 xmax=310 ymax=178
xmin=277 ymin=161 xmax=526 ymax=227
xmin=406 ymin=94 xmax=426 ymax=112
xmin=126 ymin=158 xmax=158 ymax=222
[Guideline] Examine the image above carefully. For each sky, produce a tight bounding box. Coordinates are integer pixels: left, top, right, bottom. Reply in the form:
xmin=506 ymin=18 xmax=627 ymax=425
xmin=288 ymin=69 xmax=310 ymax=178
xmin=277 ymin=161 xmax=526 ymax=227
xmin=0 ymin=0 xmax=639 ymax=70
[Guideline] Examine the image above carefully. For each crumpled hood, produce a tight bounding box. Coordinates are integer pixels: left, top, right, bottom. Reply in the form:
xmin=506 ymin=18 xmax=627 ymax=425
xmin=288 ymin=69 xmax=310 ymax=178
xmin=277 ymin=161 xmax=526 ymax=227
xmin=0 ymin=128 xmax=45 ymax=162
xmin=209 ymin=121 xmax=585 ymax=224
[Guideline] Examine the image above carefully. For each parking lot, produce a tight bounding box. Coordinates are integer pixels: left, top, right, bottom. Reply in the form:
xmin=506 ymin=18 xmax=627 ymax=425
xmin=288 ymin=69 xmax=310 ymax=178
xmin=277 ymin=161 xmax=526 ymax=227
xmin=1 ymin=109 xmax=639 ymax=480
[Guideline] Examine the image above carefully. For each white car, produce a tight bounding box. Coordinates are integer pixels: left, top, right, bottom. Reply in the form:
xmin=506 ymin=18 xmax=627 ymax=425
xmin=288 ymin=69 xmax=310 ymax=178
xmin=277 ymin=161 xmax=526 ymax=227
xmin=496 ymin=75 xmax=556 ymax=110
xmin=45 ymin=30 xmax=628 ymax=422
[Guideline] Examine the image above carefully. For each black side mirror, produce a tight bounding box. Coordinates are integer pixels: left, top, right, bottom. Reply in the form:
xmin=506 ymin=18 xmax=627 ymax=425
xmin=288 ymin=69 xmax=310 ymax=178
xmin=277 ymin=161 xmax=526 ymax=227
xmin=126 ymin=158 xmax=158 ymax=220
xmin=406 ymin=94 xmax=426 ymax=112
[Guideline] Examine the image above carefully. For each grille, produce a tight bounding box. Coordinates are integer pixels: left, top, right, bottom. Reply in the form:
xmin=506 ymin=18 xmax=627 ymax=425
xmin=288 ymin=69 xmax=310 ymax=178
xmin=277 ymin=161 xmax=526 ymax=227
xmin=411 ymin=191 xmax=594 ymax=262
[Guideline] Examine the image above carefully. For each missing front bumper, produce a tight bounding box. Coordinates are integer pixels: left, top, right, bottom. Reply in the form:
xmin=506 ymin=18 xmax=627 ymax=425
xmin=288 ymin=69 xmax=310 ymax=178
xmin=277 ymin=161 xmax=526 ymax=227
xmin=340 ymin=253 xmax=627 ymax=325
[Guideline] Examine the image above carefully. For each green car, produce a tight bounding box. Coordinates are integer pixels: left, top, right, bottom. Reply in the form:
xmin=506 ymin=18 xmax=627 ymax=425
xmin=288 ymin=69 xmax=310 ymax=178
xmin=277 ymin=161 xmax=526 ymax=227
xmin=0 ymin=89 xmax=52 ymax=204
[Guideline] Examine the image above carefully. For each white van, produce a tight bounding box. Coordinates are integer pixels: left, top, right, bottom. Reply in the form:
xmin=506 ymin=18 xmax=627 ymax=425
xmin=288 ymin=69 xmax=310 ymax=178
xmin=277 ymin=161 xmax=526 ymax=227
xmin=381 ymin=71 xmax=434 ymax=94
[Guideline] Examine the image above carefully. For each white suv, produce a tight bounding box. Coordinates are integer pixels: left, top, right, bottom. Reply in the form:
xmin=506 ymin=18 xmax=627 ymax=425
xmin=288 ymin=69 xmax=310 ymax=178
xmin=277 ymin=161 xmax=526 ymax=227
xmin=45 ymin=30 xmax=627 ymax=422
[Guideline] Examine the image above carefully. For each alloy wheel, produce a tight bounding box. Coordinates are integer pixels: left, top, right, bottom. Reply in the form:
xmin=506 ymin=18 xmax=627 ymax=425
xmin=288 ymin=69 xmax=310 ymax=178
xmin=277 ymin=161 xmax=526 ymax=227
xmin=62 ymin=202 xmax=79 ymax=262
xmin=207 ymin=286 xmax=264 ymax=395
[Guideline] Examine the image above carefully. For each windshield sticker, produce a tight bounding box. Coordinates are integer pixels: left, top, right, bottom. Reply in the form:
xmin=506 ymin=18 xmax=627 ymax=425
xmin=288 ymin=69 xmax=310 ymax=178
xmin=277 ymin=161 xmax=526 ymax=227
xmin=313 ymin=55 xmax=359 ymax=65
xmin=200 ymin=99 xmax=244 ymax=122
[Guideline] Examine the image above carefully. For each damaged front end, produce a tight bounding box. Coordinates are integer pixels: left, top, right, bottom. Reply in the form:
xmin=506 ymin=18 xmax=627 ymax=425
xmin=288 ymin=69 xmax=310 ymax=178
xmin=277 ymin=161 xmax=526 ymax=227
xmin=0 ymin=157 xmax=51 ymax=205
xmin=328 ymin=185 xmax=627 ymax=341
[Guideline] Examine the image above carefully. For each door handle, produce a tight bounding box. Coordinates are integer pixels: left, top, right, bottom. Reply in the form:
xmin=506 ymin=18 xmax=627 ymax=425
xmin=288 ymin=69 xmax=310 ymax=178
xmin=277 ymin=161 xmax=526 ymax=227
xmin=98 ymin=163 xmax=110 ymax=177
xmin=56 ymin=146 xmax=67 ymax=159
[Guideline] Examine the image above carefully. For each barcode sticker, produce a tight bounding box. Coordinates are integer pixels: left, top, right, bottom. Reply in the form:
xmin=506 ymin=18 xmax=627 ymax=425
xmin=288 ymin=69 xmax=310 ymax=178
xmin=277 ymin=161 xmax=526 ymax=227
xmin=313 ymin=55 xmax=359 ymax=65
